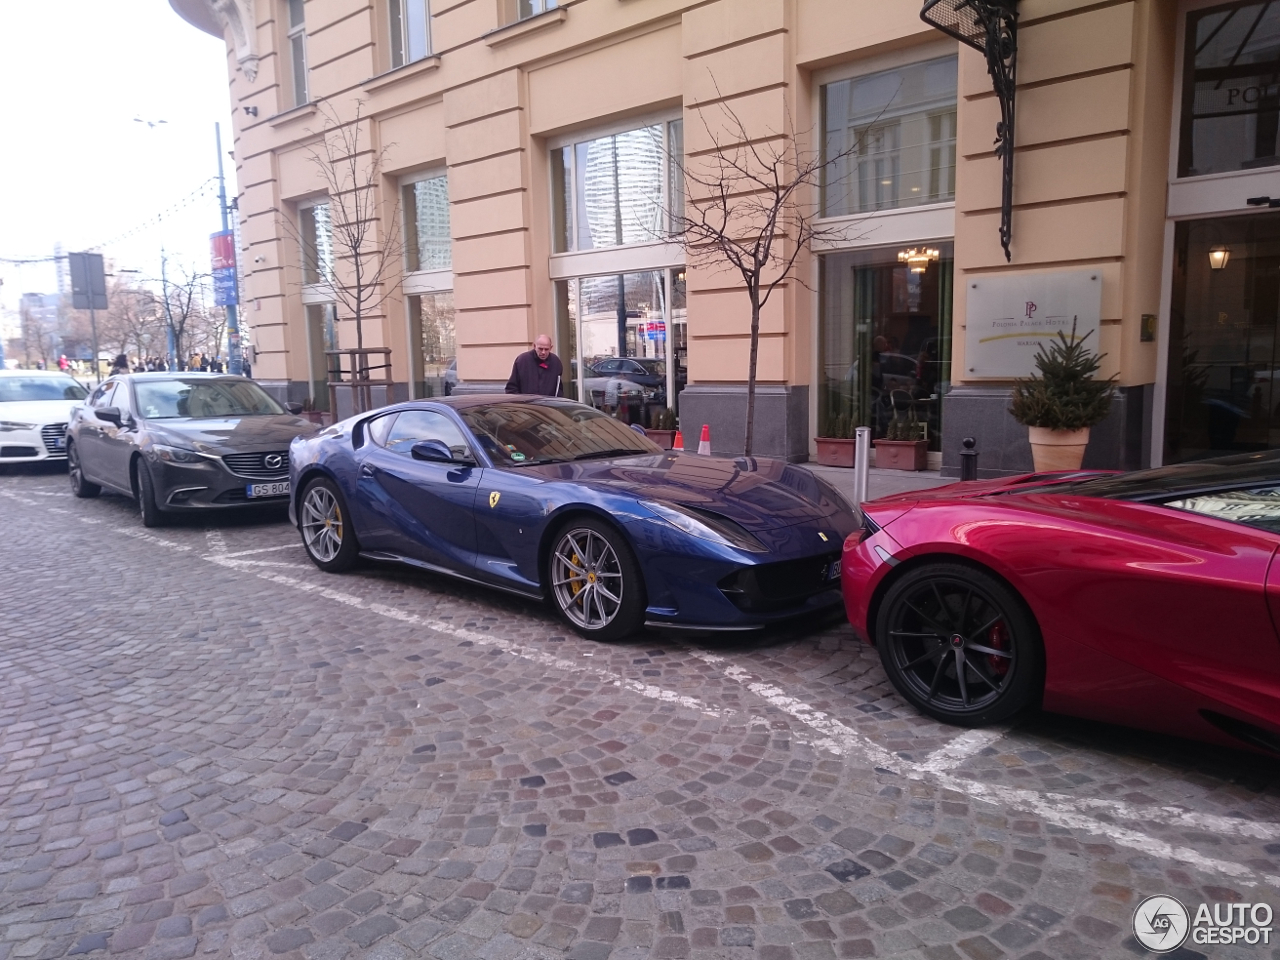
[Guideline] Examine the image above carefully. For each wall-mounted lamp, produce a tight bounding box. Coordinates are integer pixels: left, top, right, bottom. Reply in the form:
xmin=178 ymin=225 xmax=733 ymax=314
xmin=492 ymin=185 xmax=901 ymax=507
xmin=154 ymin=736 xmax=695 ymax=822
xmin=1209 ymin=245 xmax=1231 ymax=270
xmin=897 ymin=247 xmax=941 ymax=273
xmin=244 ymin=106 xmax=259 ymax=118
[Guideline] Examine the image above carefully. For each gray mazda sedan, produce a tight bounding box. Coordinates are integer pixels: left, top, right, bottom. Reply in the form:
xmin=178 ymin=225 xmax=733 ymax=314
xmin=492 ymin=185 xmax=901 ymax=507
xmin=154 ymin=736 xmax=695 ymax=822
xmin=66 ymin=373 xmax=321 ymax=526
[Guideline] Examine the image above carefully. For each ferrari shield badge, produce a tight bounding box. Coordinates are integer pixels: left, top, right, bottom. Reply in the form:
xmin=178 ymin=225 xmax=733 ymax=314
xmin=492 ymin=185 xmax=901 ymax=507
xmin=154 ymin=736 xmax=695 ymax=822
xmin=818 ymin=532 xmax=829 ymax=542
xmin=489 ymin=491 xmax=501 ymax=509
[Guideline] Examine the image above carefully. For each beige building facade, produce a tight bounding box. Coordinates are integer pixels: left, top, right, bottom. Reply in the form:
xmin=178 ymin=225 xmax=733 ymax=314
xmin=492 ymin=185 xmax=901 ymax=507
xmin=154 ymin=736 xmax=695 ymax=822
xmin=169 ymin=0 xmax=1280 ymax=474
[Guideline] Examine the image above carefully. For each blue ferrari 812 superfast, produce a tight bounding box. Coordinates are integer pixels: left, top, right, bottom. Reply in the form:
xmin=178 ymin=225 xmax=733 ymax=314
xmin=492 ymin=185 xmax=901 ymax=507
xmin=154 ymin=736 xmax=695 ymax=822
xmin=288 ymin=396 xmax=860 ymax=640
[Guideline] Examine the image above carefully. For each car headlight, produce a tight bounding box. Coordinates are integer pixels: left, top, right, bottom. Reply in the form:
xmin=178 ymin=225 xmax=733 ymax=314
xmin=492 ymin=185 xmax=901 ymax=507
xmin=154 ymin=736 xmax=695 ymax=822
xmin=640 ymin=499 xmax=767 ymax=553
xmin=151 ymin=444 xmax=203 ymax=464
xmin=0 ymin=421 xmax=36 ymax=432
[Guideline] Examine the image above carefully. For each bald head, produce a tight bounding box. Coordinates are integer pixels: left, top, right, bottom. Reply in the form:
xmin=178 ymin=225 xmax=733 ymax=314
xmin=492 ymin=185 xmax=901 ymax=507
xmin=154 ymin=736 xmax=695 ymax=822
xmin=534 ymin=335 xmax=552 ymax=360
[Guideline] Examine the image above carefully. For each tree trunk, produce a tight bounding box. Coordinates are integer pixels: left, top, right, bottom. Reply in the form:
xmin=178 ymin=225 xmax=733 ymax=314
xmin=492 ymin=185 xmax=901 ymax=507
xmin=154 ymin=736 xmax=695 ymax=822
xmin=745 ymin=287 xmax=761 ymax=457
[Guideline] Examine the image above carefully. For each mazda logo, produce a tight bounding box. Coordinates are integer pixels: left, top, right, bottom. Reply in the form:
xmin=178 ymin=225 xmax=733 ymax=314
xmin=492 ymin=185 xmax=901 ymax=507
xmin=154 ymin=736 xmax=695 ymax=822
xmin=264 ymin=454 xmax=283 ymax=470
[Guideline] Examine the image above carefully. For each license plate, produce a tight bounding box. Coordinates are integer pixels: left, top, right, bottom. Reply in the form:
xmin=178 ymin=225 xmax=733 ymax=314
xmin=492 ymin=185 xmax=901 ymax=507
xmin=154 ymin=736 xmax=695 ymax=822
xmin=49 ymin=438 xmax=64 ymax=450
xmin=825 ymin=561 xmax=842 ymax=582
xmin=246 ymin=481 xmax=290 ymax=499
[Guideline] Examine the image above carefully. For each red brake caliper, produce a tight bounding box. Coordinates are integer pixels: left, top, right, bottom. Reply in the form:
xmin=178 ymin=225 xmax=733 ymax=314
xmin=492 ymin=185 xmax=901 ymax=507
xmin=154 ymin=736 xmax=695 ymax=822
xmin=987 ymin=622 xmax=1010 ymax=677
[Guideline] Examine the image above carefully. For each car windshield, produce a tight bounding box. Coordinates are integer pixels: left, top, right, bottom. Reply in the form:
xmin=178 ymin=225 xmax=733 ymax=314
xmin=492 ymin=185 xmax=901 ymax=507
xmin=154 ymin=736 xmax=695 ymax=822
xmin=134 ymin=379 xmax=284 ymax=419
xmin=458 ymin=400 xmax=659 ymax=467
xmin=1162 ymin=486 xmax=1280 ymax=536
xmin=0 ymin=376 xmax=89 ymax=402
xmin=1053 ymin=450 xmax=1280 ymax=501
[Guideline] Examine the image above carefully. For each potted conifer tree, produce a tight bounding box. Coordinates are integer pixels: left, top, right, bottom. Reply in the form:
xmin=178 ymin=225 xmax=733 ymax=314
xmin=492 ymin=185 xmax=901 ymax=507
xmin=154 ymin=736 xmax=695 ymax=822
xmin=1009 ymin=321 xmax=1115 ymax=472
xmin=644 ymin=408 xmax=678 ymax=449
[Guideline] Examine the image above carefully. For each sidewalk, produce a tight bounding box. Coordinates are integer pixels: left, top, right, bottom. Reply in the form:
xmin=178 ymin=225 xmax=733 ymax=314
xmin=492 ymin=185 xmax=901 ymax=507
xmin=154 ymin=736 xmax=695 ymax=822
xmin=801 ymin=461 xmax=957 ymax=503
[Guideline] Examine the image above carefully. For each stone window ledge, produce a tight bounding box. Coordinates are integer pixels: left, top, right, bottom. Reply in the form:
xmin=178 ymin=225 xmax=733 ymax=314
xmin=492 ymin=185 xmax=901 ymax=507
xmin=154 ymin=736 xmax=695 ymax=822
xmin=267 ymin=102 xmax=318 ymax=129
xmin=363 ymin=56 xmax=442 ymax=94
xmin=484 ymin=7 xmax=567 ymax=48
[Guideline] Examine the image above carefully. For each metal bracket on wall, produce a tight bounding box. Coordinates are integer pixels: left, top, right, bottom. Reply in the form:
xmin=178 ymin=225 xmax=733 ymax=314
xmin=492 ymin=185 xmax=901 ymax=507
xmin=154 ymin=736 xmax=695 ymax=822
xmin=921 ymin=0 xmax=1019 ymax=261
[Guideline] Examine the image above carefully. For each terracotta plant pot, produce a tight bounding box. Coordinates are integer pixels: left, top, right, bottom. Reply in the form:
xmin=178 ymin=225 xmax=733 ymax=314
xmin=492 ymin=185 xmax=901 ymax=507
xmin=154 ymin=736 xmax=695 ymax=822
xmin=1028 ymin=426 xmax=1090 ymax=471
xmin=644 ymin=429 xmax=676 ymax=449
xmin=873 ymin=439 xmax=929 ymax=471
xmin=814 ymin=437 xmax=857 ymax=467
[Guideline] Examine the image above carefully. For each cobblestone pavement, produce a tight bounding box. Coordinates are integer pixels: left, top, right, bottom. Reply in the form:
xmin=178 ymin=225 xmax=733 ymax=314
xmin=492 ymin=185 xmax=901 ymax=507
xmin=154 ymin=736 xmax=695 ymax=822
xmin=3 ymin=463 xmax=1280 ymax=960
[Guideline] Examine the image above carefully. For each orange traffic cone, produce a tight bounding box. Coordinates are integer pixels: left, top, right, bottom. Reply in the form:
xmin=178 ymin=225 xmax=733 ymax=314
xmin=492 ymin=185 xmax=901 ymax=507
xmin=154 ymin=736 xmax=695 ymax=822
xmin=697 ymin=424 xmax=711 ymax=455
xmin=673 ymin=430 xmax=684 ymax=451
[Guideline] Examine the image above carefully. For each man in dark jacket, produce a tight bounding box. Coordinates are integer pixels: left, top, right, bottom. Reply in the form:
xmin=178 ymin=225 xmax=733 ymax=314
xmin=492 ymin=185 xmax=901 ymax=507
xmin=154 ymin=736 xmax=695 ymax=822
xmin=505 ymin=335 xmax=564 ymax=396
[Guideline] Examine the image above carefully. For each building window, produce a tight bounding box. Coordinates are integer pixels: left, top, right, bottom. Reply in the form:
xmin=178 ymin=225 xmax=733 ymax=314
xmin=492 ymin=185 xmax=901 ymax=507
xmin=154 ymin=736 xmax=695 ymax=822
xmin=501 ymin=0 xmax=556 ymax=25
xmin=286 ymin=0 xmax=308 ymax=107
xmin=407 ymin=292 xmax=456 ymax=398
xmin=551 ymin=119 xmax=684 ymax=254
xmin=300 ymin=202 xmax=333 ymax=285
xmin=818 ymin=243 xmax=954 ymax=451
xmin=390 ymin=0 xmax=430 ymax=68
xmin=403 ymin=175 xmax=451 ymax=272
xmin=306 ymin=303 xmax=339 ymax=411
xmin=1179 ymin=1 xmax=1280 ymax=178
xmin=821 ymin=57 xmax=958 ymax=216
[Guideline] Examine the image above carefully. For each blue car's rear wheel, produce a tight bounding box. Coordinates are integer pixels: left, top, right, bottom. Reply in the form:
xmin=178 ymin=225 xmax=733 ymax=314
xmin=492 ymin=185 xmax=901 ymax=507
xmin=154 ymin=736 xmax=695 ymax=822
xmin=549 ymin=518 xmax=645 ymax=641
xmin=300 ymin=477 xmax=359 ymax=572
xmin=875 ymin=563 xmax=1043 ymax=726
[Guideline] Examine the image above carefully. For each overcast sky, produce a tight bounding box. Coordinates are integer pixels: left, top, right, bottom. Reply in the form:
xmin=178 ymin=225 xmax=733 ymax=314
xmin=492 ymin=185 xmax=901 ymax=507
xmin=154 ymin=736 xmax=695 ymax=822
xmin=0 ymin=1 xmax=233 ymax=310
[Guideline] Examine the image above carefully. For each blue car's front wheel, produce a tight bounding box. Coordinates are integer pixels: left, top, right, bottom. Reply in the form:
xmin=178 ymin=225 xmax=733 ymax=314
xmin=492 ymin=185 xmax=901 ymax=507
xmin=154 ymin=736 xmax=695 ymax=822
xmin=300 ymin=477 xmax=359 ymax=573
xmin=549 ymin=519 xmax=645 ymax=641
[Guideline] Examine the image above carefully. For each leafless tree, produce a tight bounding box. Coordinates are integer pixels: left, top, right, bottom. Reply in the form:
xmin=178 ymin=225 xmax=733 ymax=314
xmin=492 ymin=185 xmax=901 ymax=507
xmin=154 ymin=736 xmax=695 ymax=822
xmin=162 ymin=269 xmax=214 ymax=367
xmin=18 ymin=300 xmax=58 ymax=368
xmin=667 ymin=90 xmax=865 ymax=456
xmin=281 ymin=100 xmax=404 ymax=410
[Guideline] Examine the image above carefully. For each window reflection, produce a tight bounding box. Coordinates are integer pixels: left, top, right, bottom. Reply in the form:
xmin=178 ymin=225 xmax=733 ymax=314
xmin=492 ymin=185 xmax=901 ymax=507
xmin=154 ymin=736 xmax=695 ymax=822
xmin=1165 ymin=212 xmax=1280 ymax=462
xmin=404 ymin=176 xmax=450 ymax=272
xmin=818 ymin=244 xmax=954 ymax=450
xmin=552 ymin=121 xmax=683 ymax=253
xmin=408 ymin=292 xmax=456 ymax=399
xmin=300 ymin=203 xmax=333 ymax=285
xmin=822 ymin=57 xmax=958 ymax=216
xmin=1179 ymin=1 xmax=1280 ymax=177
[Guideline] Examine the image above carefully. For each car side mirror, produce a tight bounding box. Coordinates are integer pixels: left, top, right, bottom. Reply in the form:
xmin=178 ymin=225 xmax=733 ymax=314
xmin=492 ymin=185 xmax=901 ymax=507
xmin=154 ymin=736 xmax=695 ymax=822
xmin=97 ymin=406 xmax=122 ymax=427
xmin=286 ymin=402 xmax=304 ymax=415
xmin=410 ymin=439 xmax=456 ymax=463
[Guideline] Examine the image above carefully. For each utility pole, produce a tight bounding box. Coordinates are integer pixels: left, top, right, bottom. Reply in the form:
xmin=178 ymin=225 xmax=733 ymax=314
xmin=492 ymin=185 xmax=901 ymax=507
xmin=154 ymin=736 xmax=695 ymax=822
xmin=160 ymin=241 xmax=176 ymax=370
xmin=215 ymin=123 xmax=243 ymax=376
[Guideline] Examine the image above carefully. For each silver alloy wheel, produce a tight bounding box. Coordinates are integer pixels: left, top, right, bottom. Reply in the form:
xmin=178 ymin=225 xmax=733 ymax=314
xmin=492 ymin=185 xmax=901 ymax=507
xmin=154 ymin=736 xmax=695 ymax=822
xmin=301 ymin=484 xmax=344 ymax=563
xmin=551 ymin=527 xmax=624 ymax=630
xmin=68 ymin=445 xmax=82 ymax=489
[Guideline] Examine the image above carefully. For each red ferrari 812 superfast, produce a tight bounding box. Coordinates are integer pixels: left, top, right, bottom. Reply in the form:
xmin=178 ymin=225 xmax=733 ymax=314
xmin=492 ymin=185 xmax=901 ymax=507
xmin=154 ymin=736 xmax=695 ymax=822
xmin=842 ymin=450 xmax=1280 ymax=753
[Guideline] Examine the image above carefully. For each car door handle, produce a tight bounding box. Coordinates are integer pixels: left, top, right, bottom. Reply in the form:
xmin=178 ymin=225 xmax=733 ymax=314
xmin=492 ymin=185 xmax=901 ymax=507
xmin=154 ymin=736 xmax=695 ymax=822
xmin=359 ymin=464 xmax=374 ymax=478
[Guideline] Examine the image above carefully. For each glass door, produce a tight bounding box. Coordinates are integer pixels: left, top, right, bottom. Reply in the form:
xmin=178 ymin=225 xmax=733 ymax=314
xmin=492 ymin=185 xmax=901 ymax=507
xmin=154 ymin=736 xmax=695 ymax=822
xmin=1165 ymin=211 xmax=1280 ymax=462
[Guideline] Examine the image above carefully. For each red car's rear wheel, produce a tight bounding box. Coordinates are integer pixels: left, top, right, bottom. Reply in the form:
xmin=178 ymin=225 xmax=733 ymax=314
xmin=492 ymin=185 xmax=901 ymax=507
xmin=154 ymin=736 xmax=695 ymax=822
xmin=875 ymin=563 xmax=1043 ymax=726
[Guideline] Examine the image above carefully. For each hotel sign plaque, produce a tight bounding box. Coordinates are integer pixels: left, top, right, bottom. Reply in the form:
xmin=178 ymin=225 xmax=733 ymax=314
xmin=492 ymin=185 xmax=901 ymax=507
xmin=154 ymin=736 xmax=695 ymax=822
xmin=964 ymin=270 xmax=1101 ymax=378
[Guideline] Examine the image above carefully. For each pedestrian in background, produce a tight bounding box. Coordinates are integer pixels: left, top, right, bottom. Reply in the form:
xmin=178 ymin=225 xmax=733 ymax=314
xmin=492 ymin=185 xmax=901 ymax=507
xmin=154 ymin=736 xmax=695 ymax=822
xmin=110 ymin=354 xmax=129 ymax=376
xmin=504 ymin=335 xmax=563 ymax=397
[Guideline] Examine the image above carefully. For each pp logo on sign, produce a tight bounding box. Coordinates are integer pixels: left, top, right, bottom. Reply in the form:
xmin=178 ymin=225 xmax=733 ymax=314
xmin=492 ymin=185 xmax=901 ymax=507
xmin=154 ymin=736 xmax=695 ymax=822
xmin=1133 ymin=896 xmax=1190 ymax=953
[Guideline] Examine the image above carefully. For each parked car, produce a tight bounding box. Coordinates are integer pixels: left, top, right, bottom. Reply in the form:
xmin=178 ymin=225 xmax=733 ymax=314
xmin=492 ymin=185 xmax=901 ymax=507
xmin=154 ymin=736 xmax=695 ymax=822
xmin=0 ymin=370 xmax=89 ymax=467
xmin=66 ymin=373 xmax=321 ymax=527
xmin=289 ymin=395 xmax=859 ymax=640
xmin=842 ymin=450 xmax=1280 ymax=752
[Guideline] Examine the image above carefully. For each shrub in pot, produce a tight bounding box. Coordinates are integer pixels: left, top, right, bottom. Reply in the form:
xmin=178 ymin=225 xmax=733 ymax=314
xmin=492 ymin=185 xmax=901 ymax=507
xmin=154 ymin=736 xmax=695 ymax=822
xmin=815 ymin=413 xmax=858 ymax=467
xmin=874 ymin=404 xmax=929 ymax=471
xmin=1009 ymin=321 xmax=1116 ymax=472
xmin=644 ymin=407 xmax=678 ymax=449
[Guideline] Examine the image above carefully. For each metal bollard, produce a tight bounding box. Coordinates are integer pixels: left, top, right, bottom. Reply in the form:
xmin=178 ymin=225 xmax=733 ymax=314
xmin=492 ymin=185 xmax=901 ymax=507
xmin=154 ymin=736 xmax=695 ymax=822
xmin=853 ymin=426 xmax=871 ymax=505
xmin=960 ymin=436 xmax=978 ymax=481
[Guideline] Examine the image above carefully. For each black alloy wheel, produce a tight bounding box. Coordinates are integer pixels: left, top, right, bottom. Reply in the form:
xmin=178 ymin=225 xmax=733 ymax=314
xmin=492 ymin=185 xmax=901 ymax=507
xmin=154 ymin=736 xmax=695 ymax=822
xmin=299 ymin=477 xmax=360 ymax=572
xmin=875 ymin=562 xmax=1043 ymax=726
xmin=547 ymin=517 xmax=646 ymax=642
xmin=68 ymin=442 xmax=100 ymax=499
xmin=135 ymin=459 xmax=166 ymax=528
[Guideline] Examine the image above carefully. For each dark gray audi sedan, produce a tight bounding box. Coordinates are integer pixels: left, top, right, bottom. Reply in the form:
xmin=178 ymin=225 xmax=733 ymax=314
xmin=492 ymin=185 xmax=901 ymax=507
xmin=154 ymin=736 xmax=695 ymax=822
xmin=66 ymin=373 xmax=321 ymax=526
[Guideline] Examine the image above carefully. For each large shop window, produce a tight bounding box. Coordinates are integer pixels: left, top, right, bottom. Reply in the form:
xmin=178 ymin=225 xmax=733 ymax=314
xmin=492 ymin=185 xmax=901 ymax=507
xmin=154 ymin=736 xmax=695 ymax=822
xmin=1165 ymin=212 xmax=1280 ymax=462
xmin=1179 ymin=1 xmax=1280 ymax=178
xmin=390 ymin=0 xmax=430 ymax=68
xmin=403 ymin=175 xmax=451 ymax=272
xmin=407 ymin=292 xmax=456 ymax=399
xmin=551 ymin=121 xmax=684 ymax=253
xmin=554 ymin=271 xmax=687 ymax=424
xmin=306 ymin=303 xmax=339 ymax=411
xmin=819 ymin=244 xmax=954 ymax=451
xmin=821 ymin=57 xmax=957 ymax=216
